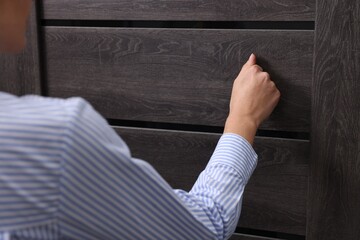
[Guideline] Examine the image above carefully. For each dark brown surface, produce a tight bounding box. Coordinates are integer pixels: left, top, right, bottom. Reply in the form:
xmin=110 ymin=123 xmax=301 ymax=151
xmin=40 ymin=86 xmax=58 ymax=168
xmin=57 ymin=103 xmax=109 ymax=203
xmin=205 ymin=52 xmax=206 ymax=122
xmin=0 ymin=4 xmax=41 ymax=95
xmin=239 ymin=138 xmax=309 ymax=235
xmin=41 ymin=0 xmax=315 ymax=21
xmin=308 ymin=0 xmax=360 ymax=239
xmin=45 ymin=27 xmax=313 ymax=132
xmin=230 ymin=233 xmax=283 ymax=240
xmin=115 ymin=127 xmax=309 ymax=235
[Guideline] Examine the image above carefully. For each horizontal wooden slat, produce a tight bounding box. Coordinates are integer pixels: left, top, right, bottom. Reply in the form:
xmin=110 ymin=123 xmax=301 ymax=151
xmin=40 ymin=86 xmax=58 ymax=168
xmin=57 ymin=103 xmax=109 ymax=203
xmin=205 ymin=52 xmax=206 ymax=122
xmin=115 ymin=127 xmax=309 ymax=235
xmin=230 ymin=233 xmax=284 ymax=240
xmin=45 ymin=27 xmax=313 ymax=132
xmin=42 ymin=0 xmax=315 ymax=21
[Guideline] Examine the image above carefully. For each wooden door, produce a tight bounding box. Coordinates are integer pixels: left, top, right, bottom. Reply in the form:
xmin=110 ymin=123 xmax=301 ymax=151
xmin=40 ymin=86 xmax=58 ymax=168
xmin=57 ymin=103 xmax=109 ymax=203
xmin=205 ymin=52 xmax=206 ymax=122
xmin=0 ymin=0 xmax=359 ymax=239
xmin=308 ymin=0 xmax=360 ymax=239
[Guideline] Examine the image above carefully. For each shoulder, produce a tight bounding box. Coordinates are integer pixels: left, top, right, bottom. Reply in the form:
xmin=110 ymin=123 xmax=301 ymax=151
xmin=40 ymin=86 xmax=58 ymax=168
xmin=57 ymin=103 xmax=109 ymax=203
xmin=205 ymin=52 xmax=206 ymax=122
xmin=1 ymin=92 xmax=95 ymax=122
xmin=0 ymin=92 xmax=95 ymax=140
xmin=0 ymin=92 xmax=91 ymax=119
xmin=0 ymin=92 xmax=129 ymax=153
xmin=0 ymin=92 xmax=78 ymax=134
xmin=45 ymin=95 xmax=131 ymax=155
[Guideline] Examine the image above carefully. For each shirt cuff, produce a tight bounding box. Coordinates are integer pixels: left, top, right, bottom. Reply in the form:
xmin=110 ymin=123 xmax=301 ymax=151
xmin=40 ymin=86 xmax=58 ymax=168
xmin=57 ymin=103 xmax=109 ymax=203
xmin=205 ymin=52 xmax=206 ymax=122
xmin=207 ymin=133 xmax=258 ymax=184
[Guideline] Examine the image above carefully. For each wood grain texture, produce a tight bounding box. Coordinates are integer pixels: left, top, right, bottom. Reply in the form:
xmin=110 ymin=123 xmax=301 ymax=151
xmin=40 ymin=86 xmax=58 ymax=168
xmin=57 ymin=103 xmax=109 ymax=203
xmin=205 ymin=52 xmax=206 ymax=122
xmin=0 ymin=4 xmax=41 ymax=95
xmin=44 ymin=27 xmax=313 ymax=132
xmin=41 ymin=0 xmax=315 ymax=21
xmin=308 ymin=0 xmax=360 ymax=239
xmin=230 ymin=233 xmax=283 ymax=240
xmin=115 ymin=127 xmax=309 ymax=235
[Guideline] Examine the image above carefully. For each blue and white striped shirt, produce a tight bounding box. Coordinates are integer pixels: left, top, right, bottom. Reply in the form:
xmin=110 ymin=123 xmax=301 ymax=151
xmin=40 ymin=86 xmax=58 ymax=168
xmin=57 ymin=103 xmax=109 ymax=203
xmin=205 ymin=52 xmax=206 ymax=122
xmin=0 ymin=92 xmax=257 ymax=240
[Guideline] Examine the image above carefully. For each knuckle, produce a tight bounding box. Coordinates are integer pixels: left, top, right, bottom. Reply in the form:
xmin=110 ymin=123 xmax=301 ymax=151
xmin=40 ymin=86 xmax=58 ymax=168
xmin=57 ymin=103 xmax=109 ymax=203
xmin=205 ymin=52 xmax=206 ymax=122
xmin=250 ymin=65 xmax=259 ymax=72
xmin=275 ymin=89 xmax=281 ymax=98
xmin=269 ymin=80 xmax=276 ymax=87
xmin=261 ymin=72 xmax=270 ymax=81
xmin=263 ymin=72 xmax=270 ymax=80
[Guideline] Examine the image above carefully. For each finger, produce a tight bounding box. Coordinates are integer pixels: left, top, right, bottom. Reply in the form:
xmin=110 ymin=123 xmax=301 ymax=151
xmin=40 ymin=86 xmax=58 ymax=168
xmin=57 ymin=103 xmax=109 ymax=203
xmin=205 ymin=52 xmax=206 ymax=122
xmin=261 ymin=71 xmax=270 ymax=80
xmin=250 ymin=64 xmax=263 ymax=72
xmin=245 ymin=53 xmax=256 ymax=66
xmin=270 ymin=80 xmax=280 ymax=93
xmin=256 ymin=65 xmax=263 ymax=72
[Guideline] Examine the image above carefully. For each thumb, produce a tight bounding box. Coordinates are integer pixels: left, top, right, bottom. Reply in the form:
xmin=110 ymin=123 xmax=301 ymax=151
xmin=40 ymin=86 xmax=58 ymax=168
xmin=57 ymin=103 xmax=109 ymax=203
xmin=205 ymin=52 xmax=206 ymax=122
xmin=246 ymin=53 xmax=256 ymax=66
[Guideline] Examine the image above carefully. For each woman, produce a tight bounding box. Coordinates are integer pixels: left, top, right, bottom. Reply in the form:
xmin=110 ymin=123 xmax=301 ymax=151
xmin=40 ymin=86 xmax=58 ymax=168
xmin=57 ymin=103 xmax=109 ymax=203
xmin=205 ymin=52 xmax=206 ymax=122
xmin=0 ymin=1 xmax=280 ymax=239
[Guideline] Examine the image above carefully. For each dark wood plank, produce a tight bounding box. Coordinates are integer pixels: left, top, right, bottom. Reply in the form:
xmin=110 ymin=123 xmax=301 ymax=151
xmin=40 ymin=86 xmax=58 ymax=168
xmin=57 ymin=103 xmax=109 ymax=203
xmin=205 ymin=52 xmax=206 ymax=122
xmin=45 ymin=27 xmax=313 ymax=132
xmin=230 ymin=233 xmax=283 ymax=240
xmin=115 ymin=127 xmax=309 ymax=235
xmin=42 ymin=0 xmax=315 ymax=21
xmin=308 ymin=0 xmax=360 ymax=239
xmin=238 ymin=138 xmax=309 ymax=236
xmin=0 ymin=4 xmax=41 ymax=95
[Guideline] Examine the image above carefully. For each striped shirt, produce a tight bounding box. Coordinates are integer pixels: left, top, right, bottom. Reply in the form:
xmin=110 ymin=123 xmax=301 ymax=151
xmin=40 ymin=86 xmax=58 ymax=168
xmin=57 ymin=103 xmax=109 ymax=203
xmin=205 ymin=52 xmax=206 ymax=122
xmin=0 ymin=92 xmax=257 ymax=240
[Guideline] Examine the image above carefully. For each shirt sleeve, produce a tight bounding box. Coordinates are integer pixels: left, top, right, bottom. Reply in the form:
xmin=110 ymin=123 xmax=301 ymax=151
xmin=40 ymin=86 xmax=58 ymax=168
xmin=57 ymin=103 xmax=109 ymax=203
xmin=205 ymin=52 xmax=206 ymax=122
xmin=60 ymin=98 xmax=257 ymax=240
xmin=174 ymin=134 xmax=258 ymax=240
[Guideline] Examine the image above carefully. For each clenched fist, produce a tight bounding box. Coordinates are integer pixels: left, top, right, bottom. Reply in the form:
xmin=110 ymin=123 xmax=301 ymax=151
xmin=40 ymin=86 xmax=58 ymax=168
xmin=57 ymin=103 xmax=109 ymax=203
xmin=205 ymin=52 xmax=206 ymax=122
xmin=224 ymin=54 xmax=280 ymax=144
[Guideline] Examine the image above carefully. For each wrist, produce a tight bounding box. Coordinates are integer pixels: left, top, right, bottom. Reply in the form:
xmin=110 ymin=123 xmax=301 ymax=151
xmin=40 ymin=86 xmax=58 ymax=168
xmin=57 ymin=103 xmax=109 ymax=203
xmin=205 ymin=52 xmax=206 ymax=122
xmin=224 ymin=115 xmax=258 ymax=145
